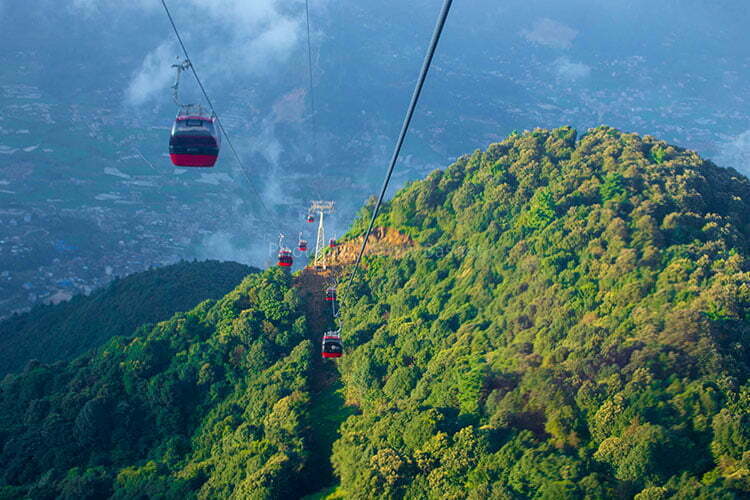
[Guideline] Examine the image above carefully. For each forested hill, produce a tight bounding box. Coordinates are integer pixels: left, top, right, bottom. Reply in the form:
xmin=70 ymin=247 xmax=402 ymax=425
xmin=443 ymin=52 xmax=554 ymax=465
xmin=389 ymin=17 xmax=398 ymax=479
xmin=334 ymin=126 xmax=750 ymax=498
xmin=1 ymin=127 xmax=750 ymax=499
xmin=0 ymin=260 xmax=254 ymax=376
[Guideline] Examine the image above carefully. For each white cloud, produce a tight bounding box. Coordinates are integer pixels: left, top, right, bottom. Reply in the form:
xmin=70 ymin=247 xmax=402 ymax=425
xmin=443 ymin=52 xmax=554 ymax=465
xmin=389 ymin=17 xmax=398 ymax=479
xmin=248 ymin=111 xmax=290 ymax=206
xmin=70 ymin=0 xmax=155 ymax=14
xmin=243 ymin=17 xmax=300 ymax=71
xmin=522 ymin=18 xmax=578 ymax=49
xmin=126 ymin=41 xmax=178 ymax=106
xmin=197 ymin=231 xmax=269 ymax=266
xmin=554 ymin=57 xmax=591 ymax=81
xmin=717 ymin=130 xmax=750 ymax=175
xmin=124 ymin=0 xmax=302 ymax=106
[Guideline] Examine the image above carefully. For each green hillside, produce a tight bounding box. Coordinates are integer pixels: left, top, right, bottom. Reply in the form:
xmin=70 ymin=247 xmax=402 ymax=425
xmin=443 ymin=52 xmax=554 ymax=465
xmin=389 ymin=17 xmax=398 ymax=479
xmin=1 ymin=127 xmax=749 ymax=499
xmin=0 ymin=269 xmax=314 ymax=499
xmin=333 ymin=126 xmax=750 ymax=498
xmin=0 ymin=260 xmax=255 ymax=376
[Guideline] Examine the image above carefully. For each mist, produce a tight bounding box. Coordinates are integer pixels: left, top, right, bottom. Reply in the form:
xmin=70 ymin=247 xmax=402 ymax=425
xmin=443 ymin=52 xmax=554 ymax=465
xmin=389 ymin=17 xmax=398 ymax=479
xmin=126 ymin=41 xmax=177 ymax=107
xmin=553 ymin=57 xmax=591 ymax=82
xmin=521 ymin=18 xmax=578 ymax=49
xmin=2 ymin=0 xmax=749 ymax=304
xmin=718 ymin=130 xmax=750 ymax=177
xmin=123 ymin=0 xmax=303 ymax=106
xmin=196 ymin=231 xmax=274 ymax=268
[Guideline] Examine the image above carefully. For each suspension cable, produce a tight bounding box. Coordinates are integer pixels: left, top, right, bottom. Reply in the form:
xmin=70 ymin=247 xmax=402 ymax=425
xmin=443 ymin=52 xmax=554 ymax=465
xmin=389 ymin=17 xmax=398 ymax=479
xmin=160 ymin=0 xmax=271 ymax=215
xmin=331 ymin=289 xmax=341 ymax=330
xmin=345 ymin=0 xmax=453 ymax=291
xmin=304 ymin=0 xmax=318 ymax=163
xmin=303 ymin=0 xmax=325 ymax=202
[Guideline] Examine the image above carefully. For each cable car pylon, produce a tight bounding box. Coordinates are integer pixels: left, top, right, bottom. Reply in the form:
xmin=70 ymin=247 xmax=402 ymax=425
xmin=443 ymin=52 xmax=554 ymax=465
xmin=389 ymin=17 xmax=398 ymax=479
xmin=308 ymin=200 xmax=334 ymax=269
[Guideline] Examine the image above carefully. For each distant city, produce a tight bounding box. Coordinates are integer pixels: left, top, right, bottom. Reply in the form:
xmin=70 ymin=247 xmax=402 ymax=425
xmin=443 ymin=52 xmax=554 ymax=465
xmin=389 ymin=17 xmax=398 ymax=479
xmin=1 ymin=1 xmax=748 ymax=317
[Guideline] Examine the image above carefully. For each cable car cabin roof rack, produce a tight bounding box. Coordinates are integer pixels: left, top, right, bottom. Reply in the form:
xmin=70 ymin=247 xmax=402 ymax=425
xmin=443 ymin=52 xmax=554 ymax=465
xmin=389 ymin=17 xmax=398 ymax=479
xmin=176 ymin=103 xmax=213 ymax=118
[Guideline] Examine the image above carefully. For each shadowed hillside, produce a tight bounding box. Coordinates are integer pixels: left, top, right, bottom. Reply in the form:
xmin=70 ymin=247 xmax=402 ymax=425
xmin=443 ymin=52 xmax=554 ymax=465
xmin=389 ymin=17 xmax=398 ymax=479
xmin=0 ymin=260 xmax=255 ymax=376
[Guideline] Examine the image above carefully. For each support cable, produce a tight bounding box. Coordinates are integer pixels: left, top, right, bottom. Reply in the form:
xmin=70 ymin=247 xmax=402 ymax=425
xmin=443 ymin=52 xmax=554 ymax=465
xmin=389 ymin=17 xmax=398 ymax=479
xmin=302 ymin=0 xmax=325 ymax=202
xmin=160 ymin=0 xmax=271 ymax=215
xmin=345 ymin=0 xmax=453 ymax=290
xmin=304 ymin=0 xmax=318 ymax=162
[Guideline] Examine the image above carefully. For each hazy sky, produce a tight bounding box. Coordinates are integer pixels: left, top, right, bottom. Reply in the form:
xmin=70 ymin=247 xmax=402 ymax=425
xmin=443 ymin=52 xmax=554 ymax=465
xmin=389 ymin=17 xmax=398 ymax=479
xmin=3 ymin=0 xmax=749 ymax=179
xmin=119 ymin=0 xmax=304 ymax=105
xmin=1 ymin=0 xmax=749 ymax=273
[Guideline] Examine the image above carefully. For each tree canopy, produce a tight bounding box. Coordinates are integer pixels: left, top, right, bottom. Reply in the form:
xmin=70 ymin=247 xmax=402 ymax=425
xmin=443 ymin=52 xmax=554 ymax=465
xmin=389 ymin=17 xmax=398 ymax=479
xmin=0 ymin=260 xmax=255 ymax=376
xmin=1 ymin=127 xmax=749 ymax=498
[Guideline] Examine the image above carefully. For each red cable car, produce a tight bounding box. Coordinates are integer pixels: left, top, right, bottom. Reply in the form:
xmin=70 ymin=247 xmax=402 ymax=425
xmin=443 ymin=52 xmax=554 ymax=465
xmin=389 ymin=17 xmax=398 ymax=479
xmin=169 ymin=114 xmax=220 ymax=167
xmin=325 ymin=288 xmax=337 ymax=302
xmin=329 ymin=239 xmax=337 ymax=248
xmin=298 ymin=239 xmax=308 ymax=252
xmin=307 ymin=215 xmax=315 ymax=223
xmin=322 ymin=331 xmax=343 ymax=358
xmin=278 ymin=248 xmax=293 ymax=267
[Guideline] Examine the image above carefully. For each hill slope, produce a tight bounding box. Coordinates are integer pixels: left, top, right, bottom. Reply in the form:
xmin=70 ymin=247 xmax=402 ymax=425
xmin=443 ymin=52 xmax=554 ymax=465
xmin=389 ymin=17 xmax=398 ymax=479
xmin=0 ymin=268 xmax=315 ymax=499
xmin=0 ymin=127 xmax=749 ymax=499
xmin=331 ymin=126 xmax=750 ymax=498
xmin=0 ymin=260 xmax=254 ymax=376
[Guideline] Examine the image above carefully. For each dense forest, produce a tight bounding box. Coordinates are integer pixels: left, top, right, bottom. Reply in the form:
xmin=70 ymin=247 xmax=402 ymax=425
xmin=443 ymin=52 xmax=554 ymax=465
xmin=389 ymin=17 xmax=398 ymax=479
xmin=0 ymin=269 xmax=313 ymax=499
xmin=1 ymin=127 xmax=749 ymax=498
xmin=0 ymin=260 xmax=254 ymax=376
xmin=333 ymin=126 xmax=750 ymax=498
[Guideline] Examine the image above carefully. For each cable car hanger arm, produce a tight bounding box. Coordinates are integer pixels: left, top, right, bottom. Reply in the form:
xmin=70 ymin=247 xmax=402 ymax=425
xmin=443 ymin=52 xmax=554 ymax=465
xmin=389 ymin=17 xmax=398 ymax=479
xmin=171 ymin=58 xmax=192 ymax=107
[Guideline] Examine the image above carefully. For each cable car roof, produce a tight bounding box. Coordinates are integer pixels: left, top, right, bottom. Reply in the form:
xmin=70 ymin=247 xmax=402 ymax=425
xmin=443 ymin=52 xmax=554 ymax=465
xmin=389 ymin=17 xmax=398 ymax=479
xmin=175 ymin=115 xmax=215 ymax=121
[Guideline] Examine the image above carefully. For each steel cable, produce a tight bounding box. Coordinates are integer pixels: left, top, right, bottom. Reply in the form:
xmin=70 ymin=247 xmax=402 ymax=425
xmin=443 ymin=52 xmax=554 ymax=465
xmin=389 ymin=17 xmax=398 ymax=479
xmin=345 ymin=0 xmax=453 ymax=291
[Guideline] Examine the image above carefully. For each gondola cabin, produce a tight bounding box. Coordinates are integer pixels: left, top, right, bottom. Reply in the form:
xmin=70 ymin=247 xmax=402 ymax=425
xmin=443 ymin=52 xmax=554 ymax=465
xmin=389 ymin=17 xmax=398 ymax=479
xmin=321 ymin=331 xmax=343 ymax=358
xmin=307 ymin=215 xmax=315 ymax=223
xmin=298 ymin=240 xmax=308 ymax=252
xmin=169 ymin=115 xmax=221 ymax=167
xmin=325 ymin=288 xmax=337 ymax=302
xmin=329 ymin=239 xmax=337 ymax=248
xmin=277 ymin=248 xmax=293 ymax=267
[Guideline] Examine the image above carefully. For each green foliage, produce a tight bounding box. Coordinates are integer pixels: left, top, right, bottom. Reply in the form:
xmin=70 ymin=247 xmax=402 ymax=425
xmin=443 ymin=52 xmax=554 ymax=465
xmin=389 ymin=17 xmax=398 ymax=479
xmin=329 ymin=127 xmax=750 ymax=498
xmin=519 ymin=187 xmax=557 ymax=231
xmin=0 ymin=260 xmax=255 ymax=375
xmin=600 ymin=172 xmax=626 ymax=201
xmin=0 ymin=268 xmax=313 ymax=498
xmin=3 ymin=127 xmax=750 ymax=498
xmin=651 ymin=145 xmax=668 ymax=164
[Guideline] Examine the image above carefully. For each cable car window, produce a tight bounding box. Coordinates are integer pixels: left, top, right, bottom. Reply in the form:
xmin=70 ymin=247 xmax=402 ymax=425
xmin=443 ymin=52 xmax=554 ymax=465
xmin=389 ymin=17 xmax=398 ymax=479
xmin=185 ymin=119 xmax=203 ymax=127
